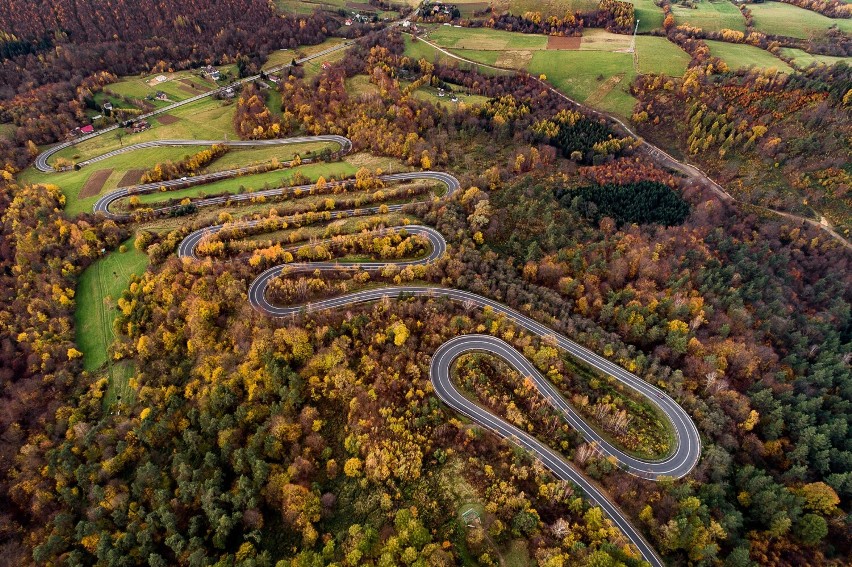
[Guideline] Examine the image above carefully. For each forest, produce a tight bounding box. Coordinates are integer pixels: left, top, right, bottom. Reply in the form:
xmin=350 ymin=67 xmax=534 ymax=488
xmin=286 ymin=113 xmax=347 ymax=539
xmin=0 ymin=8 xmax=850 ymax=567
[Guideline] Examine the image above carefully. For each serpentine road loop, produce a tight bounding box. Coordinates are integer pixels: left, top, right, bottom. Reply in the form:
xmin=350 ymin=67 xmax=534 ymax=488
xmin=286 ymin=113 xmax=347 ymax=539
xmin=43 ymin=131 xmax=700 ymax=566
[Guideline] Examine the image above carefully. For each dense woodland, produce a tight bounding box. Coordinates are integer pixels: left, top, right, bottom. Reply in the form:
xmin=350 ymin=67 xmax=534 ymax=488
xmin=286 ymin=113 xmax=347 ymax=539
xmin=632 ymin=61 xmax=852 ymax=233
xmin=0 ymin=12 xmax=849 ymax=567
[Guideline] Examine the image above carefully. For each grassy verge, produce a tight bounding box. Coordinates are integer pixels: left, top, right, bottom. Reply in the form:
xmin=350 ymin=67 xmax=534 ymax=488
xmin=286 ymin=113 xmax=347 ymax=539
xmin=128 ymin=161 xmax=357 ymax=206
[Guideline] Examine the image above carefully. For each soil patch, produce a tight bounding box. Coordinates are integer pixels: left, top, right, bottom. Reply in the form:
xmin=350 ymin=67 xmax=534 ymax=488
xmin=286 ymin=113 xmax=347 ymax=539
xmin=117 ymin=169 xmax=144 ymax=187
xmin=79 ymin=169 xmax=113 ymax=198
xmin=547 ymin=35 xmax=582 ymax=50
xmin=179 ymin=79 xmax=204 ymax=94
xmin=156 ymin=114 xmax=180 ymax=125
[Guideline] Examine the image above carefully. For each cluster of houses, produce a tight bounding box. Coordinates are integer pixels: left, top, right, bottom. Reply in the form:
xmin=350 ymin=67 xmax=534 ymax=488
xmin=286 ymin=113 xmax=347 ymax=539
xmin=344 ymin=13 xmax=373 ymax=26
xmin=202 ymin=65 xmax=222 ymax=81
xmin=422 ymin=1 xmax=460 ymax=19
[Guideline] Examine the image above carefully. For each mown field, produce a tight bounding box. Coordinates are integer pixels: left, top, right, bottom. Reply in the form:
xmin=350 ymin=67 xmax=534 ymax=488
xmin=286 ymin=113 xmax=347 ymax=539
xmin=670 ymin=0 xmax=746 ymax=33
xmin=705 ymin=39 xmax=794 ymax=72
xmin=748 ymin=1 xmax=852 ymax=38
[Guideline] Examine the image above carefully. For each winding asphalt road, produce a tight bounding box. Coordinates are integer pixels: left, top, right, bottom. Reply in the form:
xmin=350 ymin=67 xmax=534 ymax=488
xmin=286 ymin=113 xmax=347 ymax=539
xmin=97 ymin=166 xmax=454 ymax=220
xmin=91 ymin=135 xmax=352 ymax=219
xmin=42 ymin=101 xmax=700 ymax=562
xmin=169 ymin=150 xmax=700 ymax=566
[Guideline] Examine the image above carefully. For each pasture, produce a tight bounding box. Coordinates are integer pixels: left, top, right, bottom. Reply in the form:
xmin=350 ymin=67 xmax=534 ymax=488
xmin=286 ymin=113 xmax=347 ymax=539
xmin=670 ymin=0 xmax=746 ymax=33
xmin=748 ymin=1 xmax=852 ymax=38
xmin=705 ymin=39 xmax=794 ymax=72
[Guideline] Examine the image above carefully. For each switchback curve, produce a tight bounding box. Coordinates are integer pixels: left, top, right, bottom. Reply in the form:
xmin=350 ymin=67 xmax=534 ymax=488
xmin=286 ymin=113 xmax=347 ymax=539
xmin=74 ymin=131 xmax=695 ymax=565
xmin=174 ymin=163 xmax=700 ymax=567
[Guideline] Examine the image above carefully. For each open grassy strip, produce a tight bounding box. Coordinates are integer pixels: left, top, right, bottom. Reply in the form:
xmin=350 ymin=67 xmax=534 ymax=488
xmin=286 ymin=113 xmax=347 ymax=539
xmin=705 ymin=39 xmax=794 ymax=72
xmin=127 ymin=161 xmax=357 ymax=206
xmin=670 ymin=0 xmax=747 ymax=33
xmin=498 ymin=0 xmax=600 ymax=17
xmin=75 ymin=237 xmax=149 ymax=374
xmin=427 ymin=25 xmax=548 ymax=50
xmin=780 ymin=48 xmax=852 ymax=69
xmin=748 ymin=2 xmax=852 ymax=38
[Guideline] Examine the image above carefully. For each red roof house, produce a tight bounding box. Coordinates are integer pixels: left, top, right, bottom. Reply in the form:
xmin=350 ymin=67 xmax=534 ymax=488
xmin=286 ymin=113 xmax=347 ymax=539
xmin=80 ymin=125 xmax=94 ymax=135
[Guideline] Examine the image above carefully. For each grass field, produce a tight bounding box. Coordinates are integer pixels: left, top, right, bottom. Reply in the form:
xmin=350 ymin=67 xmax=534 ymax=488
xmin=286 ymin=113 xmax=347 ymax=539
xmin=529 ymin=50 xmax=639 ymax=118
xmin=48 ymin=97 xmax=238 ymax=166
xmin=427 ymin=25 xmax=548 ymax=50
xmin=705 ymin=39 xmax=794 ymax=72
xmin=419 ymin=26 xmax=690 ymax=119
xmin=627 ymin=0 xmax=666 ymax=32
xmin=75 ymin=237 xmax=149 ymax=375
xmin=0 ymin=122 xmax=14 ymax=140
xmin=780 ymin=48 xmax=852 ymax=69
xmin=129 ymin=160 xmax=357 ymax=206
xmin=748 ymin=1 xmax=852 ymax=38
xmin=262 ymin=37 xmax=349 ymax=70
xmin=107 ymin=70 xmax=219 ymax=104
xmin=495 ymin=0 xmax=600 ymax=16
xmin=671 ymin=0 xmax=746 ymax=33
